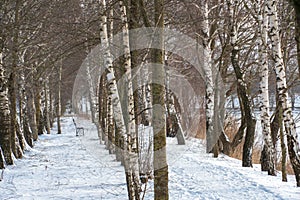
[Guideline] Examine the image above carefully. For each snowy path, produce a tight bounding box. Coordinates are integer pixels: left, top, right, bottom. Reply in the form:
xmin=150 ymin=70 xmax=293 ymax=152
xmin=0 ymin=116 xmax=299 ymax=200
xmin=0 ymin=117 xmax=127 ymax=199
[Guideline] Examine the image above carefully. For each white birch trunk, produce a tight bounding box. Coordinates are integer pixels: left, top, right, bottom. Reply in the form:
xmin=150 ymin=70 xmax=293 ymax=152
xmin=143 ymin=65 xmax=152 ymax=125
xmin=106 ymin=90 xmax=114 ymax=152
xmin=19 ymin=67 xmax=33 ymax=147
xmin=107 ymin=2 xmax=115 ymax=154
xmin=202 ymin=1 xmax=215 ymax=153
xmin=120 ymin=0 xmax=141 ymax=198
xmin=44 ymin=77 xmax=51 ymax=134
xmin=258 ymin=3 xmax=276 ymax=175
xmin=0 ymin=46 xmax=13 ymax=165
xmin=28 ymin=66 xmax=38 ymax=141
xmin=267 ymin=0 xmax=300 ymax=186
xmin=86 ymin=62 xmax=97 ymax=123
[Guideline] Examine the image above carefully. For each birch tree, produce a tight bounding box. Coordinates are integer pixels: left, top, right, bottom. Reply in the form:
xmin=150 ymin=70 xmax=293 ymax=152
xmin=0 ymin=33 xmax=13 ymax=166
xmin=19 ymin=66 xmax=33 ymax=147
xmin=86 ymin=61 xmax=97 ymax=123
xmin=106 ymin=84 xmax=114 ymax=152
xmin=44 ymin=77 xmax=51 ymax=134
xmin=28 ymin=66 xmax=38 ymax=141
xmin=120 ymin=1 xmax=141 ymax=198
xmin=258 ymin=2 xmax=276 ymax=176
xmin=199 ymin=1 xmax=215 ymax=154
xmin=100 ymin=0 xmax=140 ymax=198
xmin=107 ymin=3 xmax=115 ymax=154
xmin=9 ymin=0 xmax=23 ymax=159
xmin=267 ymin=0 xmax=300 ymax=186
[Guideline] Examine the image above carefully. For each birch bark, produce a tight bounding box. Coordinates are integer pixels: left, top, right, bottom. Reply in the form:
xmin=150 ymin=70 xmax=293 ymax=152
xmin=0 ymin=37 xmax=13 ymax=166
xmin=28 ymin=66 xmax=38 ymax=140
xmin=201 ymin=1 xmax=215 ymax=153
xmin=86 ymin=63 xmax=97 ymax=123
xmin=258 ymin=3 xmax=276 ymax=175
xmin=267 ymin=0 xmax=300 ymax=186
xmin=9 ymin=0 xmax=22 ymax=158
xmin=120 ymin=1 xmax=141 ymax=198
xmin=19 ymin=68 xmax=33 ymax=147
xmin=44 ymin=77 xmax=51 ymax=134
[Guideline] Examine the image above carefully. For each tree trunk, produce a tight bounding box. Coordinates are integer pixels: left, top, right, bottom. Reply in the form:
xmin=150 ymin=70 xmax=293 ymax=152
xmin=166 ymin=90 xmax=185 ymax=144
xmin=35 ymin=78 xmax=44 ymax=135
xmin=8 ymin=72 xmax=22 ymax=158
xmin=19 ymin=65 xmax=33 ymax=147
xmin=231 ymin=41 xmax=256 ymax=168
xmin=279 ymin=106 xmax=287 ymax=182
xmin=200 ymin=1 xmax=215 ymax=154
xmin=229 ymin=0 xmax=255 ymax=167
xmin=28 ymin=81 xmax=38 ymax=141
xmin=120 ymin=1 xmax=141 ymax=198
xmin=98 ymin=74 xmax=104 ymax=144
xmin=107 ymin=91 xmax=114 ymax=152
xmin=101 ymin=75 xmax=108 ymax=144
xmin=49 ymin=79 xmax=54 ymax=128
xmin=35 ymin=96 xmax=42 ymax=135
xmin=0 ymin=147 xmax=4 ymax=169
xmin=290 ymin=0 xmax=300 ymax=75
xmin=267 ymin=0 xmax=300 ymax=186
xmin=129 ymin=0 xmax=145 ymax=128
xmin=57 ymin=62 xmax=62 ymax=134
xmin=86 ymin=50 xmax=97 ymax=123
xmin=258 ymin=5 xmax=276 ymax=175
xmin=9 ymin=0 xmax=22 ymax=159
xmin=152 ymin=0 xmax=169 ymax=199
xmin=44 ymin=78 xmax=51 ymax=134
xmin=0 ymin=39 xmax=13 ymax=166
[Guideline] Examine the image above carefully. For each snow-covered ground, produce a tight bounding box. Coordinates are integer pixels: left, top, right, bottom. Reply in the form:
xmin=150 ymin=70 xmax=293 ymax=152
xmin=0 ymin=117 xmax=299 ymax=200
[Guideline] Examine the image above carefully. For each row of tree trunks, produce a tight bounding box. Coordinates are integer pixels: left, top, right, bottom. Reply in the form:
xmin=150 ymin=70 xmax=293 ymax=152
xmin=99 ymin=0 xmax=141 ymax=199
xmin=267 ymin=0 xmax=300 ymax=187
xmin=95 ymin=0 xmax=172 ymax=198
xmin=0 ymin=0 xmax=76 ymax=170
xmin=0 ymin=38 xmax=60 ymax=170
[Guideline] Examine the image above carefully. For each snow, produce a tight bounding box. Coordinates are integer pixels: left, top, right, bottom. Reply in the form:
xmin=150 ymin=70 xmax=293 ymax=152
xmin=1 ymin=117 xmax=299 ymax=200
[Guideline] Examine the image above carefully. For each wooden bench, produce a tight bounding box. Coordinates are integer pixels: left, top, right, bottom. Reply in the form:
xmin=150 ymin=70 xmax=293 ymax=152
xmin=72 ymin=118 xmax=84 ymax=136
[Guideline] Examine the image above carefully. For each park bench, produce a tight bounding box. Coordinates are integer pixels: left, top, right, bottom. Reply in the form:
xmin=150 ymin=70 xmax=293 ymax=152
xmin=72 ymin=118 xmax=84 ymax=136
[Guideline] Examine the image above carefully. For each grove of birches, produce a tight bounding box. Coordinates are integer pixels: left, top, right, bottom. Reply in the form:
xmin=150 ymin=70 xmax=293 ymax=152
xmin=1 ymin=0 xmax=300 ymax=199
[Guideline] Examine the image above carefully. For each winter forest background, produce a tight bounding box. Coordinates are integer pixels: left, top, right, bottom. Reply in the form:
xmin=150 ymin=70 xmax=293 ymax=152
xmin=1 ymin=0 xmax=300 ymax=199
